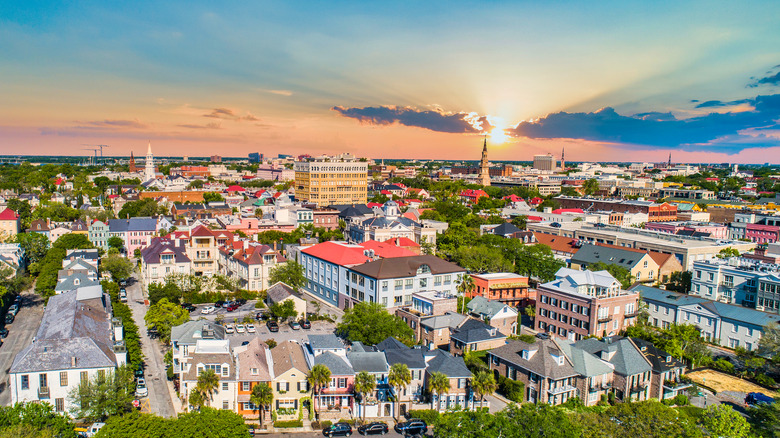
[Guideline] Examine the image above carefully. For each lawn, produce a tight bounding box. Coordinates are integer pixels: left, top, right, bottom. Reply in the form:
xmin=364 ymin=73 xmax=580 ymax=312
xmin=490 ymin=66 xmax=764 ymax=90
xmin=687 ymin=369 xmax=778 ymax=396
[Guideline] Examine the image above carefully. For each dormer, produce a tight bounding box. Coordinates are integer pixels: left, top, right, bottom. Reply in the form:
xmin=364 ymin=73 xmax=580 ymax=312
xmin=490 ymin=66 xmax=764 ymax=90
xmin=600 ymin=350 xmax=616 ymax=361
xmin=488 ymin=327 xmax=497 ymax=337
xmin=550 ymin=352 xmax=565 ymax=366
xmin=666 ymin=355 xmax=672 ymax=363
xmin=521 ymin=348 xmax=537 ymax=361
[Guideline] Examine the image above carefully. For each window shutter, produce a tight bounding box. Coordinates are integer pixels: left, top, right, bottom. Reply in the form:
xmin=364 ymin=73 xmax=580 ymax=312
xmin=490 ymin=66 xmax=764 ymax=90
xmin=294 ymin=399 xmax=298 ymax=409
xmin=276 ymin=400 xmax=280 ymax=409
xmin=297 ymin=381 xmax=301 ymax=391
xmin=277 ymin=382 xmax=280 ymax=391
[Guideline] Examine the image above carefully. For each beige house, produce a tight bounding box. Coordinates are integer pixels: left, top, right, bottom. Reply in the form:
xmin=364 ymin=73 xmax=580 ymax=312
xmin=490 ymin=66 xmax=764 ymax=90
xmin=266 ymin=283 xmax=308 ymax=321
xmin=571 ymin=244 xmax=660 ymax=284
xmin=270 ymin=341 xmax=310 ymax=421
xmin=0 ymin=208 xmax=20 ymax=239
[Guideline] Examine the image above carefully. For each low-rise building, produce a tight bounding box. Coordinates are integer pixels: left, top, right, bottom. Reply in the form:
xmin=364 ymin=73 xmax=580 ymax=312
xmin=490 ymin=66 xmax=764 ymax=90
xmin=423 ymin=350 xmax=472 ymax=411
xmin=469 ymin=272 xmax=533 ymax=307
xmin=234 ymin=338 xmax=274 ymax=421
xmin=0 ymin=208 xmax=20 ymax=239
xmin=219 ymin=241 xmax=286 ymax=291
xmin=449 ymin=318 xmax=507 ymax=355
xmin=181 ymin=339 xmax=237 ymax=411
xmin=571 ymin=244 xmax=660 ymax=284
xmin=466 ymin=296 xmax=519 ymax=336
xmin=575 ymin=337 xmax=652 ymax=402
xmin=395 ymin=291 xmax=458 ymax=342
xmin=632 ymin=338 xmax=690 ymax=401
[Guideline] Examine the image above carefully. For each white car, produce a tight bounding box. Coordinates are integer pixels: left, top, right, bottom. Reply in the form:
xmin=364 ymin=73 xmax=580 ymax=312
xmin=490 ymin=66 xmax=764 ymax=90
xmin=135 ymin=378 xmax=148 ymax=397
xmin=235 ymin=324 xmax=246 ymax=333
xmin=225 ymin=324 xmax=235 ymax=334
xmin=119 ymin=291 xmax=127 ymax=302
xmin=201 ymin=306 xmax=216 ymax=315
xmin=246 ymin=324 xmax=256 ymax=333
xmin=83 ymin=422 xmax=106 ymax=437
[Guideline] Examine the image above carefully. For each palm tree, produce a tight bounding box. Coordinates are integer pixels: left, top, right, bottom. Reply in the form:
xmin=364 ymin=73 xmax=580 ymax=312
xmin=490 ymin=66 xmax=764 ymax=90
xmin=428 ymin=372 xmax=450 ymax=411
xmin=308 ymin=364 xmax=331 ymax=421
xmin=470 ymin=370 xmax=496 ymax=409
xmin=388 ymin=363 xmax=411 ymax=421
xmin=354 ymin=371 xmax=377 ymax=424
xmin=250 ymin=382 xmax=274 ymax=426
xmin=195 ymin=369 xmax=220 ymax=408
xmin=457 ymin=274 xmax=475 ymax=314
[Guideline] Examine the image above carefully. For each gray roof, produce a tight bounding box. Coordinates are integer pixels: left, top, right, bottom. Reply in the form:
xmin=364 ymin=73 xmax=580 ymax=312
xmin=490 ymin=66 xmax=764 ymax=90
xmin=359 ymin=216 xmax=420 ymax=229
xmin=420 ymin=312 xmax=468 ymax=330
xmin=572 ymin=244 xmax=648 ymax=270
xmin=424 ymin=350 xmax=472 ymax=378
xmin=65 ymin=248 xmax=99 ymax=261
xmin=55 ymin=272 xmax=101 ymax=292
xmin=266 ymin=282 xmax=299 ymax=303
xmin=488 ymin=222 xmax=522 ymax=236
xmin=450 ymin=318 xmax=507 ymax=344
xmin=632 ymin=285 xmax=780 ymax=327
xmin=170 ymin=320 xmax=226 ymax=345
xmin=555 ymin=341 xmax=614 ymax=377
xmin=315 ymin=351 xmax=354 ymax=375
xmin=108 ymin=217 xmax=157 ymax=232
xmin=575 ymin=337 xmax=651 ymax=377
xmin=348 ymin=351 xmax=389 ymax=374
xmin=384 ymin=348 xmax=426 ymax=370
xmin=308 ymin=334 xmax=345 ymax=351
xmin=631 ymin=338 xmax=686 ymax=373
xmin=375 ymin=337 xmax=408 ymax=351
xmin=467 ymin=296 xmax=512 ymax=319
xmin=11 ymin=337 xmax=117 ymax=373
xmin=488 ymin=339 xmax=579 ymax=380
xmin=62 ymin=259 xmax=97 ymax=273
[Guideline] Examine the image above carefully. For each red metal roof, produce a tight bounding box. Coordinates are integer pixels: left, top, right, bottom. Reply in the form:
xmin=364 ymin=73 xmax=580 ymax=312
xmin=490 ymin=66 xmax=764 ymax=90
xmin=301 ymin=241 xmax=370 ymax=266
xmin=226 ymin=185 xmax=245 ymax=192
xmin=0 ymin=208 xmax=19 ymax=220
xmin=362 ymin=240 xmax=417 ymax=257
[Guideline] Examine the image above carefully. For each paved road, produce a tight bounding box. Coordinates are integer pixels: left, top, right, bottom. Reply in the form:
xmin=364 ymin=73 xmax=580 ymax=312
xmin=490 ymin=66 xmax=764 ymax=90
xmin=0 ymin=288 xmax=44 ymax=406
xmin=126 ymin=274 xmax=176 ymax=418
xmin=265 ymin=431 xmax=412 ymax=438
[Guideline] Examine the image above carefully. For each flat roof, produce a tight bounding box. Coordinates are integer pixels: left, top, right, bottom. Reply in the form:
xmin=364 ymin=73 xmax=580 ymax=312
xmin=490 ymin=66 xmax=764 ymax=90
xmin=472 ymin=272 xmax=526 ymax=280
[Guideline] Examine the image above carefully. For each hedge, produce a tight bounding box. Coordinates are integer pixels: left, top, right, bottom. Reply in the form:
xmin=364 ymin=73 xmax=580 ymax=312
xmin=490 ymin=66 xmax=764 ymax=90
xmin=102 ymin=281 xmax=143 ymax=368
xmin=273 ymin=420 xmax=303 ymax=428
xmin=311 ymin=420 xmax=332 ymax=430
xmin=497 ymin=375 xmax=524 ymax=403
xmin=407 ymin=409 xmax=440 ymax=425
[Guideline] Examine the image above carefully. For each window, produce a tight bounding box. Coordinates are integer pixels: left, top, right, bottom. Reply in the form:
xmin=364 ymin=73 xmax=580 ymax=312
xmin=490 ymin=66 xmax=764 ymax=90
xmin=405 ymin=279 xmax=413 ymax=289
xmin=242 ymin=382 xmax=250 ymax=391
xmin=223 ymin=400 xmax=229 ymax=409
xmin=80 ymin=372 xmax=88 ymax=384
xmin=60 ymin=372 xmax=68 ymax=387
xmin=222 ymin=382 xmax=229 ymax=391
xmin=394 ymin=280 xmax=403 ymax=290
xmin=382 ymin=281 xmax=389 ymax=292
xmin=21 ymin=375 xmax=29 ymax=390
xmin=39 ymin=373 xmax=48 ymax=389
xmin=55 ymin=398 xmax=64 ymax=412
xmin=338 ymin=378 xmax=347 ymax=388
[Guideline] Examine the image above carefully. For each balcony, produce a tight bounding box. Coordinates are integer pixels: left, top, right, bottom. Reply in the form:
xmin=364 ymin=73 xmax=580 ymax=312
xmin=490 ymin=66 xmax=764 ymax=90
xmin=547 ymin=384 xmax=577 ymax=395
xmin=38 ymin=386 xmax=50 ymax=399
xmin=597 ymin=315 xmax=613 ymax=323
xmin=624 ymin=311 xmax=640 ymax=318
xmin=663 ymin=380 xmax=692 ymax=391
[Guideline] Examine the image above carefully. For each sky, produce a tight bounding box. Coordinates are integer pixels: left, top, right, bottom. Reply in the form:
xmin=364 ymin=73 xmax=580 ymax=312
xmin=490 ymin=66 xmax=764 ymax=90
xmin=1 ymin=1 xmax=780 ymax=163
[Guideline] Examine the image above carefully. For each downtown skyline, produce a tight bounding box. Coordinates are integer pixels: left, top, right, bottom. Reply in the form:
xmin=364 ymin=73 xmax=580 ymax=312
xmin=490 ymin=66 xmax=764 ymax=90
xmin=1 ymin=1 xmax=780 ymax=163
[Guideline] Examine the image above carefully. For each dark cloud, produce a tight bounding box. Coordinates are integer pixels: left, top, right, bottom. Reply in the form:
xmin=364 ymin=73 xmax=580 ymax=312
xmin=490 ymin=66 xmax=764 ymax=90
xmin=204 ymin=108 xmax=237 ymax=119
xmin=749 ymin=65 xmax=780 ymax=87
xmin=695 ymin=99 xmax=752 ymax=108
xmin=332 ymin=105 xmax=490 ymax=133
xmin=510 ymin=94 xmax=780 ymax=153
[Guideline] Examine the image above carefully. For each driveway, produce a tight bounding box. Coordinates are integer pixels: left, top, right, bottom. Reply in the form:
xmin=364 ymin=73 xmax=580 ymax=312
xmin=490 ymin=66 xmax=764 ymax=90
xmin=0 ymin=288 xmax=44 ymax=406
xmin=126 ymin=274 xmax=176 ymax=417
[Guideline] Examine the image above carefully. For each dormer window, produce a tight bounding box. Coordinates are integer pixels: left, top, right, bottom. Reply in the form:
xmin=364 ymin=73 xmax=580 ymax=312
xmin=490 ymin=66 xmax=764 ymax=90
xmin=251 ymin=368 xmax=259 ymax=375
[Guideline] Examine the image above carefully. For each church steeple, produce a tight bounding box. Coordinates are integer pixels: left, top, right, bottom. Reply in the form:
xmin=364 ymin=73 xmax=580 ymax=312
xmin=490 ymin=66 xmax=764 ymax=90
xmin=144 ymin=141 xmax=155 ymax=182
xmin=560 ymin=147 xmax=565 ymax=171
xmin=479 ymin=136 xmax=490 ymax=186
xmin=128 ymin=151 xmax=137 ymax=173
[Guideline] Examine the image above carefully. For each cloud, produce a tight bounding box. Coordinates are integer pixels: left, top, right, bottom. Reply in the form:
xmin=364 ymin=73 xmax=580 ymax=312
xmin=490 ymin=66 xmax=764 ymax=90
xmin=258 ymin=89 xmax=293 ymax=96
xmin=510 ymin=94 xmax=780 ymax=153
xmin=204 ymin=108 xmax=237 ymax=119
xmin=749 ymin=65 xmax=780 ymax=87
xmin=332 ymin=105 xmax=491 ymax=134
xmin=242 ymin=113 xmax=259 ymax=122
xmin=177 ymin=122 xmax=222 ymax=129
xmin=76 ymin=119 xmax=148 ymax=129
xmin=694 ymin=99 xmax=752 ymax=108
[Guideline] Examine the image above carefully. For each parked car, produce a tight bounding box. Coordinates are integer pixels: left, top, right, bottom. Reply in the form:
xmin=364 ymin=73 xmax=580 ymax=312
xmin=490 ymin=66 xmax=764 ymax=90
xmin=236 ymin=324 xmax=246 ymax=333
xmin=394 ymin=420 xmax=427 ymax=436
xmin=358 ymin=422 xmax=388 ymax=435
xmin=135 ymin=378 xmax=148 ymax=397
xmin=82 ymin=422 xmax=106 ymax=438
xmin=246 ymin=324 xmax=256 ymax=333
xmin=235 ymin=298 xmax=247 ymax=305
xmin=8 ymin=304 xmax=19 ymax=316
xmin=0 ymin=327 xmax=8 ymax=339
xmin=135 ymin=363 xmax=145 ymax=378
xmin=256 ymin=311 xmax=271 ymax=321
xmin=225 ymin=324 xmax=235 ymax=334
xmin=266 ymin=321 xmax=279 ymax=332
xmin=13 ymin=295 xmax=22 ymax=305
xmin=226 ymin=303 xmax=240 ymax=312
xmin=214 ymin=300 xmax=226 ymax=308
xmin=201 ymin=306 xmax=216 ymax=315
xmin=299 ymin=319 xmax=311 ymax=329
xmin=746 ymin=392 xmax=775 ymax=407
xmin=290 ymin=321 xmax=301 ymax=330
xmin=4 ymin=314 xmax=14 ymax=324
xmin=119 ymin=290 xmax=127 ymax=302
xmin=323 ymin=422 xmax=353 ymax=437
xmin=181 ymin=303 xmax=196 ymax=312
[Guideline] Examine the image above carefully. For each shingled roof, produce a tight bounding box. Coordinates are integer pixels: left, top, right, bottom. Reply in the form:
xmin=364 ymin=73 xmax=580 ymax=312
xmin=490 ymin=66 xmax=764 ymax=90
xmin=350 ymin=255 xmax=463 ymax=279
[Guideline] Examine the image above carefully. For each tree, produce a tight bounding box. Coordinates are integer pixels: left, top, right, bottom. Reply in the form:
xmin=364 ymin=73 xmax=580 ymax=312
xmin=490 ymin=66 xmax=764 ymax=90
xmin=759 ymin=322 xmax=780 ymax=360
xmin=606 ymin=400 xmax=701 ymax=438
xmin=144 ymin=298 xmax=190 ymax=343
xmin=117 ymin=198 xmax=163 ymax=219
xmin=457 ymin=274 xmax=475 ymax=314
xmin=748 ymin=401 xmax=780 ymax=438
xmin=108 ymin=236 xmax=125 ymax=252
xmin=69 ymin=365 xmax=136 ymax=421
xmin=203 ymin=192 xmax=224 ymax=203
xmin=666 ymin=270 xmax=692 ymax=294
xmin=587 ymin=262 xmax=633 ymax=289
xmin=337 ymin=302 xmax=415 ymax=346
xmin=428 ymin=372 xmax=450 ymax=410
xmin=94 ymin=408 xmax=250 ymax=438
xmin=249 ymin=383 xmax=274 ymax=425
xmin=716 ymin=247 xmax=741 ymax=259
xmin=388 ymin=363 xmax=411 ymax=421
xmin=101 ymin=253 xmax=135 ymax=281
xmin=700 ymin=404 xmax=750 ymax=438
xmin=268 ymin=261 xmax=306 ymax=291
xmin=419 ymin=236 xmax=435 ymax=255
xmin=471 ymin=370 xmax=496 ymax=408
xmin=14 ymin=232 xmax=49 ymax=272
xmin=193 ymin=369 xmax=220 ymax=409
xmin=308 ymin=364 xmax=332 ymax=421
xmin=583 ymin=179 xmax=600 ymax=196
xmin=452 ymin=245 xmax=513 ymax=274
xmin=354 ymin=371 xmax=377 ymax=424
xmin=0 ymin=402 xmax=77 ymax=438
xmin=511 ymin=215 xmax=528 ymax=230
xmin=269 ymin=298 xmax=297 ymax=321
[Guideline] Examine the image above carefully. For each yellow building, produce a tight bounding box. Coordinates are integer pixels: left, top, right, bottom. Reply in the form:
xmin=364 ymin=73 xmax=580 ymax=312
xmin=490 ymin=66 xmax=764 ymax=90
xmin=294 ymin=154 xmax=368 ymax=207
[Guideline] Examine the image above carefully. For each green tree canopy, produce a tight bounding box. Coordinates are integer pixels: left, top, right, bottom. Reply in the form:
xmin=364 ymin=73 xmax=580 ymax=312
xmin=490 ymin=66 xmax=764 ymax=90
xmin=587 ymin=261 xmax=633 ymax=289
xmin=268 ymin=261 xmax=306 ymax=291
xmin=269 ymin=298 xmax=298 ymax=321
xmin=700 ymin=404 xmax=750 ymax=438
xmin=102 ymin=253 xmax=135 ymax=281
xmin=337 ymin=301 xmax=414 ymax=346
xmin=68 ymin=365 xmax=136 ymax=421
xmin=0 ymin=402 xmax=77 ymax=438
xmin=95 ymin=408 xmax=249 ymax=438
xmin=117 ymin=198 xmax=164 ymax=219
xmin=108 ymin=236 xmax=125 ymax=251
xmin=144 ymin=298 xmax=190 ymax=343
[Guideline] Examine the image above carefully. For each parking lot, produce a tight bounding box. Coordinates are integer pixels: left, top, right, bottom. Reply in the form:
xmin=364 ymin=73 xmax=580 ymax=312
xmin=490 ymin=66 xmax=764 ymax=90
xmin=184 ymin=302 xmax=338 ymax=348
xmin=0 ymin=289 xmax=44 ymax=406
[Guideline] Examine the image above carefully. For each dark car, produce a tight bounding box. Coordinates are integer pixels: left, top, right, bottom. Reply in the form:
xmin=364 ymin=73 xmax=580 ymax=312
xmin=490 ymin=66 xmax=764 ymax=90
xmin=299 ymin=319 xmax=311 ymax=329
xmin=550 ymin=222 xmax=562 ymax=228
xmin=135 ymin=363 xmax=145 ymax=378
xmin=0 ymin=327 xmax=8 ymax=339
xmin=226 ymin=303 xmax=240 ymax=312
xmin=13 ymin=295 xmax=22 ymax=305
xmin=394 ymin=420 xmax=427 ymax=436
xmin=235 ymin=298 xmax=247 ymax=305
xmin=214 ymin=300 xmax=226 ymax=308
xmin=255 ymin=310 xmax=268 ymax=320
xmin=357 ymin=422 xmax=388 ymax=435
xmin=746 ymin=392 xmax=775 ymax=407
xmin=4 ymin=314 xmax=14 ymax=324
xmin=181 ymin=303 xmax=196 ymax=312
xmin=266 ymin=321 xmax=279 ymax=332
xmin=323 ymin=422 xmax=353 ymax=437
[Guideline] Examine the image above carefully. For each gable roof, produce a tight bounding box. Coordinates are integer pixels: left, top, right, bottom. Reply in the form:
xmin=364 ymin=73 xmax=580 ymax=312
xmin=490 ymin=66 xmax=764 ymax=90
xmin=315 ymin=351 xmax=354 ymax=375
xmin=55 ymin=272 xmax=101 ymax=292
xmin=383 ymin=237 xmax=420 ymax=248
xmin=467 ymin=296 xmax=516 ymax=319
xmin=347 ymin=351 xmax=389 ymax=374
xmin=631 ymin=338 xmax=686 ymax=373
xmin=270 ymin=341 xmax=308 ymax=375
xmin=350 ymin=255 xmax=464 ymax=279
xmin=533 ymin=233 xmax=580 ymax=255
xmin=308 ymin=334 xmax=345 ymax=351
xmin=236 ymin=338 xmax=273 ymax=381
xmin=141 ymin=237 xmax=190 ymax=264
xmin=575 ymin=337 xmax=651 ymax=377
xmin=488 ymin=338 xmax=579 ymax=380
xmin=109 ymin=217 xmax=157 ymax=232
xmin=450 ymin=318 xmax=507 ymax=344
xmin=420 ymin=312 xmax=468 ymax=330
xmin=170 ymin=320 xmax=226 ymax=344
xmin=0 ymin=208 xmax=19 ymax=220
xmin=425 ymin=350 xmax=472 ymax=378
xmin=266 ymin=282 xmax=301 ymax=303
xmin=572 ymin=244 xmax=653 ymax=270
xmin=375 ymin=337 xmax=409 ymax=351
xmin=555 ymin=340 xmax=614 ymax=377
xmin=488 ymin=222 xmax=522 ymax=236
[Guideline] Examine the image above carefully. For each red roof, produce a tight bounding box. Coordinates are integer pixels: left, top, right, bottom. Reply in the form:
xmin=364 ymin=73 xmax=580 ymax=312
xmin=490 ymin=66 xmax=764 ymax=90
xmin=0 ymin=208 xmax=19 ymax=220
xmin=460 ymin=189 xmax=488 ymax=198
xmin=301 ymin=241 xmax=371 ymax=266
xmin=503 ymin=195 xmax=524 ymax=202
xmin=529 ymin=197 xmax=544 ymax=205
xmin=552 ymin=208 xmax=584 ymax=215
xmin=55 ymin=178 xmax=64 ymax=185
xmin=242 ymin=175 xmax=256 ymax=180
xmin=380 ymin=190 xmax=393 ymax=195
xmin=527 ymin=216 xmax=543 ymax=221
xmin=382 ymin=237 xmax=420 ymax=248
xmin=191 ymin=225 xmax=216 ymax=237
xmin=226 ymin=185 xmax=245 ymax=192
xmin=362 ymin=240 xmax=417 ymax=258
xmin=254 ymin=190 xmax=267 ymax=197
xmin=406 ymin=199 xmax=421 ymax=203
xmin=273 ymin=192 xmax=283 ymax=198
xmin=367 ymin=202 xmax=384 ymax=208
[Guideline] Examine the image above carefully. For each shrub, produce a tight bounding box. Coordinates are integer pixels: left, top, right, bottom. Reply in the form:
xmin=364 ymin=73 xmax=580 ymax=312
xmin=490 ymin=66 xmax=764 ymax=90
xmin=497 ymin=375 xmax=524 ymax=403
xmin=312 ymin=420 xmax=332 ymax=430
xmin=166 ymin=365 xmax=174 ymax=380
xmin=755 ymin=373 xmax=777 ymax=388
xmin=255 ymin=301 xmax=266 ymax=309
xmin=407 ymin=409 xmax=440 ymax=425
xmin=713 ymin=358 xmax=735 ymax=374
xmin=266 ymin=339 xmax=277 ymax=349
xmin=337 ymin=418 xmax=357 ymax=425
xmin=517 ymin=334 xmax=536 ymax=343
xmin=669 ymin=394 xmax=689 ymax=406
xmin=273 ymin=420 xmax=303 ymax=428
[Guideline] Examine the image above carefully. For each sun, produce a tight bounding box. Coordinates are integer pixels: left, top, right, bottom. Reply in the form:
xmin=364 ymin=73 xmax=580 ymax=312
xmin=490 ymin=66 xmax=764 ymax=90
xmin=488 ymin=127 xmax=509 ymax=144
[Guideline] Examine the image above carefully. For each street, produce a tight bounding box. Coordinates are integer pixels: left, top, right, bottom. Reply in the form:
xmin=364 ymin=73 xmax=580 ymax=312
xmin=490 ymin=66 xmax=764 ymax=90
xmin=0 ymin=287 xmax=44 ymax=406
xmin=126 ymin=273 xmax=177 ymax=418
xmin=264 ymin=430 xmax=414 ymax=438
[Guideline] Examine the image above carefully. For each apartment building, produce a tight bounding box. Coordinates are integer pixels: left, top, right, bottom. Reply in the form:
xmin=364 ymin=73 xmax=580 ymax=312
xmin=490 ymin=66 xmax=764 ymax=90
xmin=181 ymin=339 xmax=237 ymax=412
xmin=294 ymin=154 xmax=368 ymax=207
xmin=554 ymin=196 xmax=677 ymax=222
xmin=533 ymin=154 xmax=556 ymax=171
xmin=469 ymin=272 xmax=533 ymax=307
xmin=140 ymin=237 xmax=191 ymax=286
xmin=690 ymin=257 xmax=771 ymax=307
xmin=88 ymin=220 xmax=110 ymax=251
xmin=536 ymin=268 xmax=639 ymax=340
xmin=219 ymin=241 xmax=287 ymax=291
xmin=570 ymin=244 xmax=660 ymax=284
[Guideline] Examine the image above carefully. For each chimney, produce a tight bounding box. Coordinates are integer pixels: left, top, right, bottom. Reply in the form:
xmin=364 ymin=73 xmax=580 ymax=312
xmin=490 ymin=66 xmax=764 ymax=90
xmin=243 ymin=240 xmax=249 ymax=251
xmin=71 ymin=356 xmax=77 ymax=367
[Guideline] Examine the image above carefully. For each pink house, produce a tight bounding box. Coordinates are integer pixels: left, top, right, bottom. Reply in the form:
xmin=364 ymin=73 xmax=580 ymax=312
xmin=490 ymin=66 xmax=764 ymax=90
xmin=746 ymin=223 xmax=780 ymax=244
xmin=645 ymin=222 xmax=729 ymax=239
xmin=109 ymin=217 xmax=158 ymax=256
